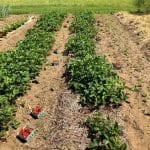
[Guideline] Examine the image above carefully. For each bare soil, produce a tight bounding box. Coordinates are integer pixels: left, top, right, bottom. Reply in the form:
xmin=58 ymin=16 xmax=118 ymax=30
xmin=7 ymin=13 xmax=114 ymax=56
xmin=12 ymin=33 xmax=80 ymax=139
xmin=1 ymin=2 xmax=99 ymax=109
xmin=0 ymin=16 xmax=37 ymax=52
xmin=0 ymin=15 xmax=89 ymax=150
xmin=96 ymin=14 xmax=150 ymax=150
xmin=115 ymin=12 xmax=150 ymax=61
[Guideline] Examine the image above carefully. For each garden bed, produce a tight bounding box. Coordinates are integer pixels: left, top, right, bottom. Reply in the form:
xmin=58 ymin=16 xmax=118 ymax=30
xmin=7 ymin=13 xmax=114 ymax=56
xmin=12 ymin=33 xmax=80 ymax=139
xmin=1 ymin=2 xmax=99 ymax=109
xmin=0 ymin=16 xmax=37 ymax=52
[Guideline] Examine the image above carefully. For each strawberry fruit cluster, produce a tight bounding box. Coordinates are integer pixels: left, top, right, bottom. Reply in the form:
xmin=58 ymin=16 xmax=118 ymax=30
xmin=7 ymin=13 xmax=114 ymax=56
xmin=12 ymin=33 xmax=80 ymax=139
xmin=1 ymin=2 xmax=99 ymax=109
xmin=19 ymin=128 xmax=32 ymax=141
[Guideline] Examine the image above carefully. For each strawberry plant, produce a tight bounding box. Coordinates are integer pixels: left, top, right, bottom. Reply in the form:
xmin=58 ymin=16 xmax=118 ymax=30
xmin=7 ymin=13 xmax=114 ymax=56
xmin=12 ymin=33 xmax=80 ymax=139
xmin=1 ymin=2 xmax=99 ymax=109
xmin=66 ymin=55 xmax=126 ymax=108
xmin=36 ymin=12 xmax=66 ymax=32
xmin=0 ymin=104 xmax=15 ymax=139
xmin=70 ymin=12 xmax=96 ymax=38
xmin=17 ymin=28 xmax=54 ymax=51
xmin=0 ymin=19 xmax=27 ymax=37
xmin=84 ymin=114 xmax=127 ymax=150
xmin=65 ymin=34 xmax=95 ymax=57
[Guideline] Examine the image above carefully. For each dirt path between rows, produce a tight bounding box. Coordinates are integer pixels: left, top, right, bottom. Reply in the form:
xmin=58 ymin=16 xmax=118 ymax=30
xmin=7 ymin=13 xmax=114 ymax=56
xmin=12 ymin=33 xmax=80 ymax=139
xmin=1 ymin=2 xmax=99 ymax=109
xmin=0 ymin=16 xmax=37 ymax=52
xmin=115 ymin=12 xmax=150 ymax=61
xmin=0 ymin=14 xmax=88 ymax=150
xmin=96 ymin=14 xmax=150 ymax=150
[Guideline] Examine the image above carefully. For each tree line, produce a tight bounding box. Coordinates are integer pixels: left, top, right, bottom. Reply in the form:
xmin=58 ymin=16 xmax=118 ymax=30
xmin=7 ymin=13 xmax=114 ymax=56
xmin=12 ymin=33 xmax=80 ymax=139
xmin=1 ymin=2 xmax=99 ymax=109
xmin=135 ymin=0 xmax=150 ymax=12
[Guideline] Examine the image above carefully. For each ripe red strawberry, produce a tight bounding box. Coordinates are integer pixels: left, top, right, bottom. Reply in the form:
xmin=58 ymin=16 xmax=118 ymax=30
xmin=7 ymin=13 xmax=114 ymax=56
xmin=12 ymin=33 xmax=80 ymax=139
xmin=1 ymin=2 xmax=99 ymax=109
xmin=32 ymin=106 xmax=42 ymax=115
xmin=19 ymin=128 xmax=32 ymax=139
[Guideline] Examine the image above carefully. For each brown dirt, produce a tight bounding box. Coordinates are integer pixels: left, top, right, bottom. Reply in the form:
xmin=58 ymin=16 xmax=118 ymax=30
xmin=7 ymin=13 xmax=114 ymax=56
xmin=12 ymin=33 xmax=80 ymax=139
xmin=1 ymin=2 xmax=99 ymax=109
xmin=0 ymin=15 xmax=89 ymax=150
xmin=0 ymin=16 xmax=37 ymax=52
xmin=115 ymin=12 xmax=150 ymax=60
xmin=0 ymin=15 xmax=28 ymax=29
xmin=95 ymin=14 xmax=150 ymax=150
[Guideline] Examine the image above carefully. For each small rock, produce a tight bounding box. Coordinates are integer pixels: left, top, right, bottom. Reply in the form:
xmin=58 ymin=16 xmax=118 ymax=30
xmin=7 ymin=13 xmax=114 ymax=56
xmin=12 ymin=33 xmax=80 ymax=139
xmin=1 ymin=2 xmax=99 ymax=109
xmin=50 ymin=88 xmax=54 ymax=91
xmin=95 ymin=36 xmax=101 ymax=41
xmin=144 ymin=111 xmax=150 ymax=116
xmin=32 ymin=79 xmax=39 ymax=84
xmin=125 ymin=100 xmax=130 ymax=104
xmin=53 ymin=50 xmax=61 ymax=54
xmin=63 ymin=24 xmax=67 ymax=28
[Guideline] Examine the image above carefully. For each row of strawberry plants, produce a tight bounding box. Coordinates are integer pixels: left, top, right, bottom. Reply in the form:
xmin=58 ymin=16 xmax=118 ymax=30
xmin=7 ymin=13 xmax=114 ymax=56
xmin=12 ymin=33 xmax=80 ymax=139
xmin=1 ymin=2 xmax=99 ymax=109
xmin=0 ymin=12 xmax=65 ymax=138
xmin=0 ymin=19 xmax=27 ymax=37
xmin=65 ymin=12 xmax=127 ymax=149
xmin=66 ymin=13 xmax=127 ymax=108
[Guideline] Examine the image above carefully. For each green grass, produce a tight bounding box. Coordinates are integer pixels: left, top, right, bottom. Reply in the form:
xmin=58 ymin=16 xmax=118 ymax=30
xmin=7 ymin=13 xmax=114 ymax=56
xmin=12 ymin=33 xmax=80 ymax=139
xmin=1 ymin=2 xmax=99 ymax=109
xmin=0 ymin=0 xmax=136 ymax=14
xmin=0 ymin=0 xmax=134 ymax=6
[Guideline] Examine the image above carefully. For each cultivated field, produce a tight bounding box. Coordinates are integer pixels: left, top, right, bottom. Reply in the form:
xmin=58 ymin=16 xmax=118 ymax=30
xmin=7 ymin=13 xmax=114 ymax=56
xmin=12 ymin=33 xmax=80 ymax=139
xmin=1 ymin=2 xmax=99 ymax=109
xmin=0 ymin=1 xmax=150 ymax=150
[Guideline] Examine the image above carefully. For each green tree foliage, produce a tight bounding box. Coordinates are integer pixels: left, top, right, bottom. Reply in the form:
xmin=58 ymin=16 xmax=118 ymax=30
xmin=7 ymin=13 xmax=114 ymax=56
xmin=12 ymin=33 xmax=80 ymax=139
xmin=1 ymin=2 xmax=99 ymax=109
xmin=0 ymin=5 xmax=9 ymax=18
xmin=144 ymin=0 xmax=150 ymax=12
